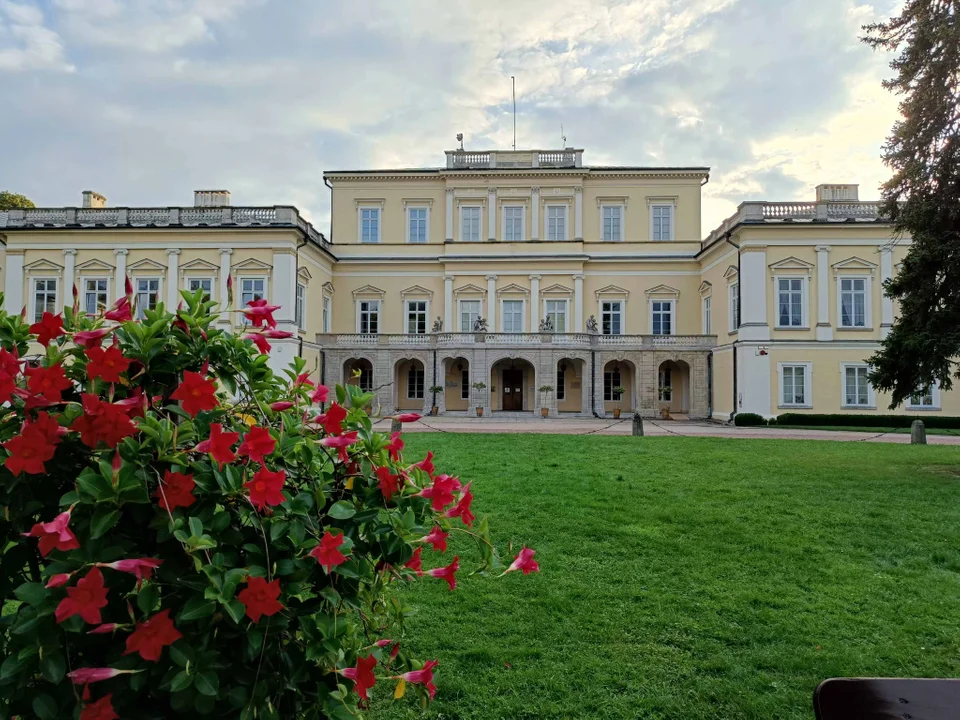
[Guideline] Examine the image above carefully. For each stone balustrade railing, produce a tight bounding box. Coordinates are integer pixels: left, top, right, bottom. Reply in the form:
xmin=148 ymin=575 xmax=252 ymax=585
xmin=445 ymin=149 xmax=584 ymax=170
xmin=319 ymin=333 xmax=716 ymax=351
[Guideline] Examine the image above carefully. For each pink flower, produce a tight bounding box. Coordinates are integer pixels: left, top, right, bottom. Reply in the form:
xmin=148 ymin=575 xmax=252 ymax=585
xmin=375 ymin=465 xmax=401 ymax=502
xmin=293 ymin=372 xmax=314 ymax=388
xmin=242 ymin=298 xmax=280 ymax=328
xmin=309 ymin=384 xmax=329 ymax=404
xmin=97 ymin=558 xmax=162 ymax=588
xmin=419 ymin=474 xmax=461 ymax=512
xmin=46 ymin=572 xmax=73 ymax=588
xmin=420 ymin=526 xmax=448 ymax=552
xmin=269 ymin=401 xmax=294 ymax=411
xmin=243 ymin=333 xmax=271 ymax=354
xmin=320 ymin=431 xmax=360 ymax=462
xmin=445 ymin=482 xmax=474 ymax=527
xmin=386 ymin=431 xmax=404 ymax=462
xmin=68 ymin=667 xmax=136 ymax=685
xmin=264 ymin=329 xmax=294 ymax=339
xmin=403 ymin=546 xmax=423 ymax=577
xmin=73 ymin=327 xmax=113 ymax=348
xmin=24 ymin=510 xmax=80 ymax=557
xmin=427 ymin=556 xmax=460 ymax=591
xmin=412 ymin=451 xmax=435 ymax=477
xmin=505 ymin=547 xmax=540 ymax=575
xmin=87 ymin=623 xmax=120 ymax=634
xmin=394 ymin=413 xmax=421 ymax=423
xmin=401 ymin=660 xmax=439 ymax=699
xmin=342 ymin=655 xmax=377 ymax=701
xmin=374 ymin=639 xmax=393 ymax=648
xmin=104 ymin=297 xmax=132 ymax=322
xmin=124 ymin=275 xmax=133 ymax=298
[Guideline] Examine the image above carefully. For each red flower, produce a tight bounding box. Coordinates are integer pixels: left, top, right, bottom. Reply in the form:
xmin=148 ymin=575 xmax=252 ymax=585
xmin=419 ymin=474 xmax=461 ymax=512
xmin=105 ymin=296 xmax=132 ymax=322
xmin=124 ymin=275 xmax=133 ymax=298
xmin=113 ymin=387 xmax=153 ymax=418
xmin=87 ymin=624 xmax=120 ymax=634
xmin=24 ymin=363 xmax=71 ymax=402
xmin=0 ymin=347 xmax=20 ymax=403
xmin=242 ymin=298 xmax=280 ymax=328
xmin=342 ymin=655 xmax=377 ymax=701
xmin=386 ymin=431 xmax=404 ymax=462
xmin=156 ymin=470 xmax=196 ymax=511
xmin=24 ymin=510 xmax=80 ymax=556
xmin=421 ymin=527 xmax=449 ymax=552
xmin=237 ymin=576 xmax=284 ymax=622
xmin=320 ymin=402 xmax=347 ymax=435
xmin=403 ymin=546 xmax=423 ymax=577
xmin=294 ymin=372 xmax=314 ymax=388
xmin=309 ymin=384 xmax=329 ymax=404
xmin=69 ymin=667 xmax=134 ymax=684
xmin=269 ymin=401 xmax=294 ymax=411
xmin=56 ymin=567 xmax=109 ymax=625
xmin=238 ymin=425 xmax=275 ymax=464
xmin=445 ymin=482 xmax=474 ymax=527
xmin=124 ymin=609 xmax=182 ymax=662
xmin=412 ymin=451 xmax=434 ymax=477
xmin=4 ymin=416 xmax=59 ymax=475
xmin=375 ymin=465 xmax=401 ymax=502
xmin=264 ymin=328 xmax=294 ymax=339
xmin=85 ymin=345 xmax=131 ymax=383
xmin=194 ymin=423 xmax=239 ymax=468
xmin=30 ymin=312 xmax=64 ymax=346
xmin=171 ymin=371 xmax=218 ymax=417
xmin=506 ymin=547 xmax=540 ymax=575
xmin=427 ymin=556 xmax=460 ymax=591
xmin=71 ymin=394 xmax=137 ymax=448
xmin=401 ymin=660 xmax=439 ymax=699
xmin=46 ymin=572 xmax=73 ymax=588
xmin=320 ymin=430 xmax=359 ymax=463
xmin=80 ymin=693 xmax=118 ymax=720
xmin=311 ymin=530 xmax=349 ymax=572
xmin=74 ymin=328 xmax=113 ymax=348
xmin=98 ymin=558 xmax=163 ymax=587
xmin=244 ymin=467 xmax=286 ymax=510
xmin=394 ymin=413 xmax=421 ymax=423
xmin=243 ymin=333 xmax=271 ymax=354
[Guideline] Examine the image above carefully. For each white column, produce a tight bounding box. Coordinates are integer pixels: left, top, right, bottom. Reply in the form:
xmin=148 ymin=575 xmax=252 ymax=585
xmin=529 ymin=275 xmax=541 ymax=330
xmin=218 ymin=249 xmax=233 ymax=327
xmin=114 ymin=249 xmax=128 ymax=300
xmin=62 ymin=249 xmax=77 ymax=307
xmin=486 ymin=274 xmax=497 ymax=332
xmin=445 ymin=189 xmax=454 ymax=241
xmin=815 ymin=244 xmax=832 ymax=341
xmin=531 ymin=187 xmax=540 ymax=241
xmin=738 ymin=248 xmax=769 ymax=342
xmin=4 ymin=252 xmax=24 ymax=315
xmin=166 ymin=249 xmax=180 ymax=308
xmin=573 ymin=274 xmax=584 ymax=332
xmin=444 ymin=274 xmax=454 ymax=331
xmin=487 ymin=188 xmax=497 ymax=241
xmin=880 ymin=247 xmax=894 ymax=338
xmin=574 ymin=187 xmax=583 ymax=241
xmin=267 ymin=250 xmax=299 ymax=374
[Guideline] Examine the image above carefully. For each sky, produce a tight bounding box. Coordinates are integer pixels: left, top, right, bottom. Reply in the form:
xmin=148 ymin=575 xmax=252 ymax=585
xmin=0 ymin=0 xmax=903 ymax=238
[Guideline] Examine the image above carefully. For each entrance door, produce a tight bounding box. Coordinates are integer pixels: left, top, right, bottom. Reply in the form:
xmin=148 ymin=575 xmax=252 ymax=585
xmin=502 ymin=368 xmax=523 ymax=410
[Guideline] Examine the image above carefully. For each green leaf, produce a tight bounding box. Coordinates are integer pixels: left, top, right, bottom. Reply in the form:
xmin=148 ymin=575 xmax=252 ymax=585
xmin=138 ymin=584 xmax=160 ymax=616
xmin=90 ymin=507 xmax=122 ymax=539
xmin=0 ymin=653 xmax=26 ymax=682
xmin=39 ymin=651 xmax=65 ymax=684
xmin=223 ymin=599 xmax=245 ymax=625
xmin=170 ymin=670 xmax=193 ymax=692
xmin=189 ymin=516 xmax=204 ymax=537
xmin=14 ymin=582 xmax=47 ymax=606
xmin=169 ymin=642 xmax=194 ymax=667
xmin=32 ymin=694 xmax=57 ymax=720
xmin=195 ymin=670 xmax=220 ymax=697
xmin=211 ymin=511 xmax=231 ymax=533
xmin=327 ymin=500 xmax=356 ymax=520
xmin=269 ymin=520 xmax=289 ymax=542
xmin=76 ymin=467 xmax=116 ymax=502
xmin=179 ymin=597 xmax=216 ymax=621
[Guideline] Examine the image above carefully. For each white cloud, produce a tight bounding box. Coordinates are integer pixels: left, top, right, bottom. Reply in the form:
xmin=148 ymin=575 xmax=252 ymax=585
xmin=0 ymin=1 xmax=74 ymax=71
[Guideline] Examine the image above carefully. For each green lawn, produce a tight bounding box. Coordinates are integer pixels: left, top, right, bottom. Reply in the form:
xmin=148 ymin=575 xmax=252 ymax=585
xmin=774 ymin=425 xmax=960 ymax=436
xmin=374 ymin=434 xmax=960 ymax=720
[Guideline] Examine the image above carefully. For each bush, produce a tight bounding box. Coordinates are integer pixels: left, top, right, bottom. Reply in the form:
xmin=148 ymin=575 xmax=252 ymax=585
xmin=774 ymin=413 xmax=960 ymax=429
xmin=0 ymin=290 xmax=538 ymax=719
xmin=733 ymin=413 xmax=766 ymax=426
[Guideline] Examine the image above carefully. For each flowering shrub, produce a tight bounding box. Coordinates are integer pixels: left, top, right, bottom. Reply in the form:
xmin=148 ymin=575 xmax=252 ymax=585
xmin=0 ymin=288 xmax=538 ymax=719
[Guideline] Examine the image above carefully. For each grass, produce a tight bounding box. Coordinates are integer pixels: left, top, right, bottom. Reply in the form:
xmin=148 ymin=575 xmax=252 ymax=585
xmin=373 ymin=434 xmax=960 ymax=720
xmin=774 ymin=425 xmax=960 ymax=436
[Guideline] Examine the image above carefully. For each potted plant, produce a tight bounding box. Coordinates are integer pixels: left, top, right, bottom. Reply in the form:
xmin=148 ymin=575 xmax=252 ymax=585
xmin=538 ymin=385 xmax=554 ymax=417
xmin=658 ymin=386 xmax=672 ymax=418
xmin=612 ymin=386 xmax=626 ymax=419
xmin=428 ymin=384 xmax=444 ymax=415
xmin=472 ymin=381 xmax=487 ymax=416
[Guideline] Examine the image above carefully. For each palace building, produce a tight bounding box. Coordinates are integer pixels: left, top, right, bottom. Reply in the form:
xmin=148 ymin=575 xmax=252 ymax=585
xmin=1 ymin=148 xmax=954 ymax=419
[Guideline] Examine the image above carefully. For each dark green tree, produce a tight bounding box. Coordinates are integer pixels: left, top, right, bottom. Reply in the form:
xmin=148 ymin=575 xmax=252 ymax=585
xmin=0 ymin=191 xmax=35 ymax=210
xmin=862 ymin=1 xmax=960 ymax=408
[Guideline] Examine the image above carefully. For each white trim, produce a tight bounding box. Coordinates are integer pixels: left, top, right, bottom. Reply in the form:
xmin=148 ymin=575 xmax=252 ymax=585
xmin=728 ymin=281 xmax=740 ymax=333
xmin=355 ymin=298 xmax=381 ymax=334
xmin=777 ymin=362 xmax=813 ymax=409
xmin=296 ymin=282 xmax=307 ymax=331
xmin=405 ymin=205 xmax=430 ymax=244
xmin=599 ymin=203 xmax=625 ymax=242
xmin=185 ymin=276 xmax=216 ymax=301
xmin=501 ymin=204 xmax=525 ymax=242
xmin=237 ymin=275 xmax=268 ymax=326
xmin=836 ymin=274 xmax=873 ymax=330
xmin=906 ymin=380 xmax=941 ymax=410
xmin=648 ymin=298 xmax=676 ymax=336
xmin=702 ymin=295 xmax=712 ymax=335
xmin=459 ymin=204 xmax=483 ymax=242
xmin=405 ymin=362 xmax=426 ymax=400
xmin=500 ymin=298 xmax=526 ymax=333
xmin=29 ymin=276 xmax=60 ymax=323
xmin=598 ymin=297 xmax=625 ymax=336
xmin=133 ymin=276 xmax=163 ymax=319
xmin=78 ymin=275 xmax=111 ymax=316
xmin=404 ymin=297 xmax=431 ymax=335
xmin=322 ymin=294 xmax=332 ymax=333
xmin=457 ymin=298 xmax=483 ymax=332
xmin=542 ymin=297 xmax=569 ymax=332
xmin=357 ymin=205 xmax=382 ymax=244
xmin=545 ymin=204 xmax=568 ymax=241
xmin=772 ymin=275 xmax=809 ymax=329
xmin=840 ymin=362 xmax=876 ymax=409
xmin=649 ymin=203 xmax=675 ymax=241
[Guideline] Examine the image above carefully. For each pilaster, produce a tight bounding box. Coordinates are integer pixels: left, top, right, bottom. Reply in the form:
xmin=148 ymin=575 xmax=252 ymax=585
xmin=445 ymin=189 xmax=454 ymax=242
xmin=816 ymin=244 xmax=832 ymax=341
xmin=218 ymin=249 xmax=233 ymax=329
xmin=4 ymin=251 xmax=24 ymax=314
xmin=880 ymin=246 xmax=893 ymax=338
xmin=113 ymin=249 xmax=128 ymax=302
xmin=62 ymin=249 xmax=77 ymax=307
xmin=738 ymin=247 xmax=770 ymax=342
xmin=573 ymin=274 xmax=584 ymax=331
xmin=529 ymin=275 xmax=541 ymax=330
xmin=487 ymin=188 xmax=497 ymax=241
xmin=486 ymin=275 xmax=497 ymax=332
xmin=574 ymin=187 xmax=583 ymax=241
xmin=443 ymin=274 xmax=454 ymax=331
xmin=166 ymin=249 xmax=180 ymax=308
xmin=530 ymin=187 xmax=540 ymax=241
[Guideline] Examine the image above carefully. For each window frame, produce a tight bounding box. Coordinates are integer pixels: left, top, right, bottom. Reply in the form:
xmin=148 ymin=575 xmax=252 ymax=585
xmin=186 ymin=277 xmax=214 ymax=302
xmin=543 ymin=298 xmax=568 ymax=333
xmin=502 ymin=205 xmax=525 ymax=242
xmin=841 ymin=362 xmax=876 ymax=409
xmin=356 ymin=299 xmax=381 ymax=335
xmin=81 ymin=276 xmax=110 ymax=317
xmin=837 ymin=275 xmax=872 ymax=329
xmin=500 ymin=298 xmax=525 ymax=334
xmin=729 ymin=282 xmax=740 ymax=333
xmin=405 ymin=298 xmax=429 ymax=335
xmin=358 ymin=206 xmax=381 ymax=244
xmin=31 ymin=277 xmax=60 ymax=323
xmin=406 ymin=364 xmax=425 ymax=400
xmin=702 ymin=295 xmax=712 ymax=335
xmin=603 ymin=368 xmax=623 ymax=401
xmin=600 ymin=299 xmax=625 ymax=336
xmin=659 ymin=367 xmax=673 ymax=402
xmin=907 ymin=381 xmax=941 ymax=410
xmin=134 ymin=276 xmax=162 ymax=320
xmin=406 ymin=206 xmax=429 ymax=244
xmin=556 ymin=366 xmax=566 ymax=401
xmin=458 ymin=299 xmax=483 ymax=333
xmin=777 ymin=362 xmax=813 ymax=409
xmin=460 ymin=368 xmax=470 ymax=400
xmin=322 ymin=295 xmax=331 ymax=333
xmin=650 ymin=203 xmax=675 ymax=241
xmin=545 ymin=204 xmax=568 ymax=241
xmin=649 ymin=299 xmax=676 ymax=336
xmin=600 ymin=204 xmax=624 ymax=242
xmin=238 ymin=276 xmax=268 ymax=326
xmin=774 ymin=276 xmax=808 ymax=329
xmin=295 ymin=283 xmax=306 ymax=331
xmin=459 ymin=205 xmax=482 ymax=242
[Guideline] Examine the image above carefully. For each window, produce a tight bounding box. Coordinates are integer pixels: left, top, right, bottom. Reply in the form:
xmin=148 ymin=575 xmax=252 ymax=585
xmin=729 ymin=283 xmax=740 ymax=331
xmin=544 ymin=299 xmax=567 ymax=332
xmin=557 ymin=366 xmax=566 ymax=400
xmin=240 ymin=277 xmax=266 ymax=326
xmin=83 ymin=278 xmax=108 ymax=316
xmin=358 ymin=300 xmax=380 ymax=334
xmin=843 ymin=364 xmax=873 ymax=407
xmin=603 ymin=368 xmax=622 ymax=401
xmin=651 ymin=300 xmax=673 ymax=336
xmin=407 ymin=365 xmax=424 ymax=399
xmin=33 ymin=278 xmax=58 ymax=322
xmin=296 ymin=283 xmax=306 ymax=330
xmin=357 ymin=364 xmax=373 ymax=392
xmin=188 ymin=277 xmax=213 ymax=302
xmin=659 ymin=368 xmax=672 ymax=401
xmin=504 ymin=206 xmax=524 ymax=242
xmin=780 ymin=364 xmax=810 ymax=407
xmin=502 ymin=300 xmax=524 ymax=333
xmin=135 ymin=278 xmax=160 ymax=320
xmin=408 ymin=207 xmax=428 ymax=244
xmin=777 ymin=278 xmax=804 ymax=327
xmin=360 ymin=207 xmax=380 ymax=243
xmin=546 ymin=206 xmax=567 ymax=241
xmin=461 ymin=369 xmax=470 ymax=400
xmin=840 ymin=277 xmax=868 ymax=328
xmin=406 ymin=300 xmax=427 ymax=334
xmin=459 ymin=300 xmax=482 ymax=332
xmin=602 ymin=205 xmax=622 ymax=242
xmin=461 ymin=206 xmax=481 ymax=242
xmin=651 ymin=204 xmax=674 ymax=241
xmin=601 ymin=300 xmax=623 ymax=335
xmin=703 ymin=296 xmax=712 ymax=335
xmin=908 ymin=384 xmax=939 ymax=409
xmin=322 ymin=296 xmax=331 ymax=333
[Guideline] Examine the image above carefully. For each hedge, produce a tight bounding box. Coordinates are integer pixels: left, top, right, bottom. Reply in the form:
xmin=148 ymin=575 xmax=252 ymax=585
xmin=775 ymin=413 xmax=960 ymax=429
xmin=733 ymin=412 xmax=766 ymax=426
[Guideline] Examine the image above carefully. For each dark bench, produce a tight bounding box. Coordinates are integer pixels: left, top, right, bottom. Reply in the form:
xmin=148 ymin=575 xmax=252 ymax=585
xmin=815 ymin=678 xmax=960 ymax=719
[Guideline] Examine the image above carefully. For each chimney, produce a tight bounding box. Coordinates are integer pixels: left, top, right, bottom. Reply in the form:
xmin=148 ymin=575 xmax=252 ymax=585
xmin=82 ymin=190 xmax=107 ymax=208
xmin=815 ymin=184 xmax=858 ymax=202
xmin=194 ymin=190 xmax=231 ymax=207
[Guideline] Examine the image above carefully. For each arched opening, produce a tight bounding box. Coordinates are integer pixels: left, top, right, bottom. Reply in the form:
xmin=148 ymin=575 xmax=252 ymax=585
xmin=394 ymin=358 xmax=426 ymax=411
xmin=602 ymin=359 xmax=635 ymax=415
xmin=556 ymin=357 xmax=585 ymax=413
xmin=490 ymin=358 xmax=536 ymax=412
xmin=343 ymin=358 xmax=373 ymax=392
xmin=657 ymin=359 xmax=691 ymax=417
xmin=443 ymin=356 xmax=470 ymax=412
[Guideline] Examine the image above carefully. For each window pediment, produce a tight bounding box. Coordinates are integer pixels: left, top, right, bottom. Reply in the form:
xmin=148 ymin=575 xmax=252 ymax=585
xmin=496 ymin=283 xmax=530 ymax=296
xmin=297 ymin=266 xmax=312 ymax=283
xmin=352 ymin=284 xmax=385 ymax=299
xmin=769 ymin=256 xmax=815 ymax=276
xmin=595 ymin=284 xmax=630 ymax=300
xmin=76 ymin=258 xmax=114 ymax=273
xmin=832 ymin=256 xmax=877 ymax=276
xmin=127 ymin=258 xmax=166 ymax=273
xmin=232 ymin=257 xmax=272 ymax=273
xmin=179 ymin=258 xmax=219 ymax=275
xmin=541 ymin=283 xmax=573 ymax=296
xmin=453 ymin=283 xmax=486 ymax=297
xmin=400 ymin=284 xmax=434 ymax=299
xmin=723 ymin=265 xmax=739 ymax=281
xmin=322 ymin=281 xmax=335 ymax=294
xmin=24 ymin=259 xmax=64 ymax=274
xmin=645 ymin=284 xmax=680 ymax=298
xmin=699 ymin=281 xmax=712 ymax=296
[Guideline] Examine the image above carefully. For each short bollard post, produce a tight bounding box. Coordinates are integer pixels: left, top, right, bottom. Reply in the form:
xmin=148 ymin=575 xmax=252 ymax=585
xmin=632 ymin=414 xmax=644 ymax=437
xmin=391 ymin=419 xmax=402 ymax=434
xmin=911 ymin=419 xmax=927 ymax=445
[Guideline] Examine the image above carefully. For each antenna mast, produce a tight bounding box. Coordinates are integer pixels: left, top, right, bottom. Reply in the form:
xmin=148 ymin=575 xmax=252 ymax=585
xmin=511 ymin=76 xmax=517 ymax=151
